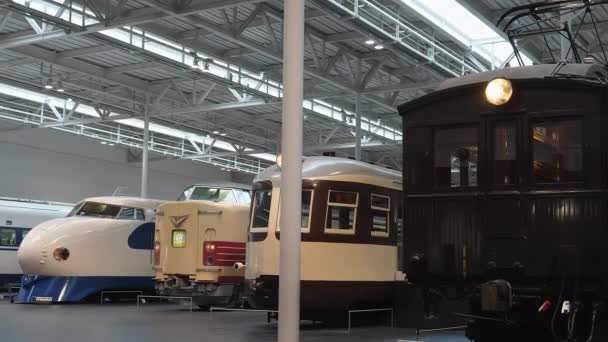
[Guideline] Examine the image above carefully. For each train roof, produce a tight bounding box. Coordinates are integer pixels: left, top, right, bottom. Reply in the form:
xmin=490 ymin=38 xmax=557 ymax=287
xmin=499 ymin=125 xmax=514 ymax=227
xmin=187 ymin=182 xmax=251 ymax=190
xmin=0 ymin=196 xmax=73 ymax=207
xmin=399 ymin=63 xmax=608 ymax=114
xmin=81 ymin=196 xmax=165 ymax=210
xmin=437 ymin=63 xmax=608 ymax=91
xmin=254 ymin=156 xmax=402 ymax=190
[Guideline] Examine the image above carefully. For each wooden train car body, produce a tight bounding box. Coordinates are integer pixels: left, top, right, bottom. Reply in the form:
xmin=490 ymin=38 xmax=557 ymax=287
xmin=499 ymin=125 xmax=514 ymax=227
xmin=245 ymin=156 xmax=403 ymax=318
xmin=153 ymin=184 xmax=251 ymax=307
xmin=398 ymin=64 xmax=608 ymax=341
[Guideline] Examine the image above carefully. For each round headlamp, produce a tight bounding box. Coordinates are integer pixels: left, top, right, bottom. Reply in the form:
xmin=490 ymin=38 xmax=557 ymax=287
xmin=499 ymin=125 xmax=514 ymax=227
xmin=485 ymin=78 xmax=513 ymax=106
xmin=53 ymin=247 xmax=70 ymax=261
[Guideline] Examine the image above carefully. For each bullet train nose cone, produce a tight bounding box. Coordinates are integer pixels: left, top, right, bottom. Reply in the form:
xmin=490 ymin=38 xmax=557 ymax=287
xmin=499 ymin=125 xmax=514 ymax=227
xmin=17 ymin=231 xmax=47 ymax=274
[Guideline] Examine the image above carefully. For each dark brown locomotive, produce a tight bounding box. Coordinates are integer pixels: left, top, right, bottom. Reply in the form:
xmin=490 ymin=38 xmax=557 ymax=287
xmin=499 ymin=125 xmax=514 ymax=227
xmin=398 ymin=64 xmax=607 ymax=341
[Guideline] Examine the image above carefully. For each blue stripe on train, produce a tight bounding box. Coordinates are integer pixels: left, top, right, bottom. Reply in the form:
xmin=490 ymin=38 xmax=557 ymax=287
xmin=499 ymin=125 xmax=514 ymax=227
xmin=15 ymin=274 xmax=153 ymax=303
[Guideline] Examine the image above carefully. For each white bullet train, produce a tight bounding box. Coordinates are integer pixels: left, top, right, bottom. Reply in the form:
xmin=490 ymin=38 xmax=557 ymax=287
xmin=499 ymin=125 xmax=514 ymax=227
xmin=245 ymin=156 xmax=403 ymax=319
xmin=0 ymin=197 xmax=72 ymax=288
xmin=16 ymin=196 xmax=165 ymax=303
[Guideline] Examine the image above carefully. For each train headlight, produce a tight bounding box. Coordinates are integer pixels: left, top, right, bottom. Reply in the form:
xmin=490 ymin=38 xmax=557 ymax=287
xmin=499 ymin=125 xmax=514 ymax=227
xmin=53 ymin=247 xmax=70 ymax=261
xmin=205 ymin=242 xmax=216 ymax=252
xmin=485 ymin=78 xmax=513 ymax=106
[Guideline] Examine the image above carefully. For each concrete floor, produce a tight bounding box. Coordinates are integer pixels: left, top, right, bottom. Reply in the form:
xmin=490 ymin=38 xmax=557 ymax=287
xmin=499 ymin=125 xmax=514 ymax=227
xmin=0 ymin=300 xmax=468 ymax=342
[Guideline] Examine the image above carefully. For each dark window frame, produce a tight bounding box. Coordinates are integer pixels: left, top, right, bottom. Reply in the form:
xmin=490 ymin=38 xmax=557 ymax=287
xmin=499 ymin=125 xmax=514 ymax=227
xmin=529 ymin=116 xmax=585 ymax=188
xmin=432 ymin=124 xmax=481 ymax=191
xmin=489 ymin=118 xmax=521 ymax=189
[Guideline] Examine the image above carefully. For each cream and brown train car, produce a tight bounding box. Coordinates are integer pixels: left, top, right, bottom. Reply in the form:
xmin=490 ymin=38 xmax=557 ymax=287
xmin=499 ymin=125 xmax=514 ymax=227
xmin=153 ymin=184 xmax=251 ymax=307
xmin=245 ymin=156 xmax=402 ymax=317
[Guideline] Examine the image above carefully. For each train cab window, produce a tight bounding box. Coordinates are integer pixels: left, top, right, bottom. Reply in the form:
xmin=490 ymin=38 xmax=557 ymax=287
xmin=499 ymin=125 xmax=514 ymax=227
xmin=434 ymin=127 xmax=478 ymax=188
xmin=325 ymin=190 xmax=358 ymax=234
xmin=494 ymin=124 xmax=517 ymax=185
xmin=0 ymin=228 xmax=16 ymax=246
xmin=70 ymin=202 xmax=121 ymax=218
xmin=135 ymin=209 xmax=145 ymax=220
xmin=371 ymin=194 xmax=390 ymax=237
xmin=236 ymin=190 xmax=252 ymax=205
xmin=251 ymin=190 xmax=272 ymax=230
xmin=117 ymin=207 xmax=135 ymax=219
xmin=276 ymin=190 xmax=315 ymax=233
xmin=532 ymin=120 xmax=583 ymax=184
xmin=218 ymin=189 xmax=237 ymax=203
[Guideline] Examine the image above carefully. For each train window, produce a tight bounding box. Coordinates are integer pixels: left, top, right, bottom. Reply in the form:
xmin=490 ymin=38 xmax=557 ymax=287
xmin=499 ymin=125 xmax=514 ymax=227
xmin=218 ymin=189 xmax=237 ymax=203
xmin=251 ymin=190 xmax=272 ymax=229
xmin=236 ymin=190 xmax=252 ymax=205
xmin=325 ymin=190 xmax=358 ymax=234
xmin=276 ymin=190 xmax=315 ymax=233
xmin=494 ymin=124 xmax=517 ymax=185
xmin=135 ymin=209 xmax=145 ymax=220
xmin=71 ymin=202 xmax=121 ymax=218
xmin=177 ymin=186 xmax=195 ymax=201
xmin=0 ymin=228 xmax=16 ymax=246
xmin=21 ymin=229 xmax=31 ymax=240
xmin=532 ymin=120 xmax=583 ymax=184
xmin=117 ymin=207 xmax=136 ymax=219
xmin=371 ymin=194 xmax=390 ymax=237
xmin=434 ymin=127 xmax=478 ymax=188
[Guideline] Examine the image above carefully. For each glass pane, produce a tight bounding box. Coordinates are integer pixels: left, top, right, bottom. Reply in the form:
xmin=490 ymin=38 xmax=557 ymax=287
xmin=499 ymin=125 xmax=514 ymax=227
xmin=328 ymin=191 xmax=358 ymax=205
xmin=371 ymin=194 xmax=390 ymax=209
xmin=533 ymin=120 xmax=582 ymax=183
xmin=172 ymin=230 xmax=186 ymax=248
xmin=72 ymin=202 xmax=121 ymax=218
xmin=117 ymin=207 xmax=135 ymax=220
xmin=177 ymin=186 xmax=195 ymax=201
xmin=495 ymin=124 xmax=517 ymax=185
xmin=21 ymin=229 xmax=31 ymax=240
xmin=371 ymin=210 xmax=389 ymax=232
xmin=188 ymin=187 xmax=220 ymax=201
xmin=434 ymin=127 xmax=478 ymax=188
xmin=0 ymin=229 xmax=16 ymax=246
xmin=326 ymin=206 xmax=354 ymax=230
xmin=135 ymin=209 xmax=145 ymax=220
xmin=218 ymin=189 xmax=236 ymax=203
xmin=252 ymin=190 xmax=272 ymax=228
xmin=301 ymin=191 xmax=312 ymax=228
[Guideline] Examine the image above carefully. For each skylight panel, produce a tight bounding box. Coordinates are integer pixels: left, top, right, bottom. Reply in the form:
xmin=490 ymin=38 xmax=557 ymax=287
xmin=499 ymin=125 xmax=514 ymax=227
xmin=400 ymin=0 xmax=533 ymax=68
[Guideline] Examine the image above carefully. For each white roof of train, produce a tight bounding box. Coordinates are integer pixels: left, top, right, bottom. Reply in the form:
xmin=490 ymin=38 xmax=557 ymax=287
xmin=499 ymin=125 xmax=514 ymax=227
xmin=254 ymin=156 xmax=402 ymax=190
xmin=437 ymin=63 xmax=608 ymax=91
xmin=82 ymin=196 xmax=165 ymax=210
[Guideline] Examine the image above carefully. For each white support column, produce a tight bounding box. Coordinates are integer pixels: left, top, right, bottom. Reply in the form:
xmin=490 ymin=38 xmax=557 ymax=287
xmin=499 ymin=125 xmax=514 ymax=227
xmin=278 ymin=0 xmax=304 ymax=340
xmin=141 ymin=95 xmax=150 ymax=198
xmin=355 ymin=93 xmax=362 ymax=160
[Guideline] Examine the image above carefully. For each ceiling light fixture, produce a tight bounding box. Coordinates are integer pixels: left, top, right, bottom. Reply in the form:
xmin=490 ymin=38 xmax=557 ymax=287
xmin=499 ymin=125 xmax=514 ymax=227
xmin=43 ymin=79 xmax=54 ymax=89
xmin=365 ymin=39 xmax=375 ymax=45
xmin=220 ymin=132 xmax=226 ymax=136
xmin=374 ymin=45 xmax=384 ymax=50
xmin=100 ymin=141 xmax=108 ymax=145
xmin=212 ymin=130 xmax=220 ymax=134
xmin=56 ymin=81 xmax=65 ymax=92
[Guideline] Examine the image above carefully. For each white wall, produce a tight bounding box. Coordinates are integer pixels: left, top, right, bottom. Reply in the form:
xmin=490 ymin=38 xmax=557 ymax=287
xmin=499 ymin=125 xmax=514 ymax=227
xmin=0 ymin=128 xmax=236 ymax=203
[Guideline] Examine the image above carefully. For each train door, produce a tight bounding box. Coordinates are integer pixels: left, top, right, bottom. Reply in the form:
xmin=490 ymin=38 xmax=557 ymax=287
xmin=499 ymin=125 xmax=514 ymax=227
xmin=481 ymin=115 xmax=528 ymax=271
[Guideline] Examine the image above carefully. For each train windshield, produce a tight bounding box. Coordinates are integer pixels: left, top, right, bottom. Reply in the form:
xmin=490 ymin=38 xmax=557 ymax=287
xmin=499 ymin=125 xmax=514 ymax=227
xmin=68 ymin=202 xmax=145 ymax=220
xmin=251 ymin=189 xmax=272 ymax=229
xmin=177 ymin=186 xmax=250 ymax=204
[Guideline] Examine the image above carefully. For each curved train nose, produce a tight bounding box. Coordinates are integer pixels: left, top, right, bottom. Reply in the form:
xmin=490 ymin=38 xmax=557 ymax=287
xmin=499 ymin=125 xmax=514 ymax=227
xmin=18 ymin=226 xmax=51 ymax=275
xmin=17 ymin=218 xmax=67 ymax=274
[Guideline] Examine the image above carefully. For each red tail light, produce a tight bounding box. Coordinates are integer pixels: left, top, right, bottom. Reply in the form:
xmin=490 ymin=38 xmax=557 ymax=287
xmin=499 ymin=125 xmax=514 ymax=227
xmin=154 ymin=241 xmax=161 ymax=265
xmin=203 ymin=241 xmax=246 ymax=266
